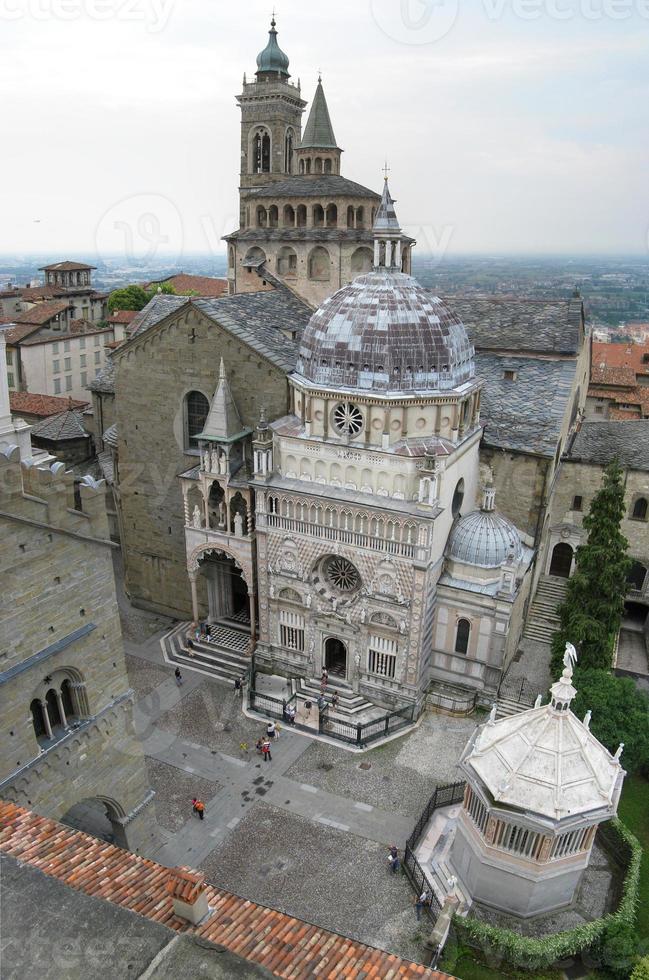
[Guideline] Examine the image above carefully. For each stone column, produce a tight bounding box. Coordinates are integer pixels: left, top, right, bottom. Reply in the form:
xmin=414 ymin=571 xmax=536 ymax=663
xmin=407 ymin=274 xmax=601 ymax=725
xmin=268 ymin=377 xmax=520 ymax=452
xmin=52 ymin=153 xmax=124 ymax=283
xmin=39 ymin=700 xmax=53 ymax=739
xmin=55 ymin=691 xmax=68 ymax=729
xmin=189 ymin=574 xmax=199 ymax=624
xmin=249 ymin=591 xmax=257 ymax=646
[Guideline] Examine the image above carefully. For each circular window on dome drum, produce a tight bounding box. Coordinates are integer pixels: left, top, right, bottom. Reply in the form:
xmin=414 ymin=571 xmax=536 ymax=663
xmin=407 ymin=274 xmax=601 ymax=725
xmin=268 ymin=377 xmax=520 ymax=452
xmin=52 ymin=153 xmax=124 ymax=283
xmin=333 ymin=402 xmax=363 ymax=436
xmin=323 ymin=555 xmax=361 ymax=593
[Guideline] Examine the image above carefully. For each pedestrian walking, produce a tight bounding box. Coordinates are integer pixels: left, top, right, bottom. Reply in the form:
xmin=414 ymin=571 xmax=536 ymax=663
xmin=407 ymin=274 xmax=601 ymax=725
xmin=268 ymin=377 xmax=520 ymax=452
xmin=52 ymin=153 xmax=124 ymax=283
xmin=234 ymin=676 xmax=242 ymax=697
xmin=317 ymin=694 xmax=326 ymax=711
xmin=174 ymin=666 xmax=183 ymax=686
xmin=388 ymin=845 xmax=400 ymax=874
xmin=186 ymin=638 xmax=195 ymax=657
xmin=415 ymin=889 xmax=429 ymax=920
xmin=286 ymin=705 xmax=296 ymax=726
xmin=330 ymin=691 xmax=339 ymax=710
xmin=255 ymin=738 xmax=264 ymax=755
xmin=262 ymin=738 xmax=272 ymax=762
xmin=192 ymin=798 xmax=205 ymax=821
xmin=266 ymin=720 xmax=276 ymax=740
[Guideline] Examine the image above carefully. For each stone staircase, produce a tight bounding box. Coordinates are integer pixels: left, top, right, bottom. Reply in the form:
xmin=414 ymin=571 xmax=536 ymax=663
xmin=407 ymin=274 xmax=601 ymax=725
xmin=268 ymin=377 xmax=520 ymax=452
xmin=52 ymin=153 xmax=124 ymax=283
xmin=161 ymin=623 xmax=250 ymax=686
xmin=523 ymin=575 xmax=568 ymax=644
xmin=289 ymin=676 xmax=386 ymax=724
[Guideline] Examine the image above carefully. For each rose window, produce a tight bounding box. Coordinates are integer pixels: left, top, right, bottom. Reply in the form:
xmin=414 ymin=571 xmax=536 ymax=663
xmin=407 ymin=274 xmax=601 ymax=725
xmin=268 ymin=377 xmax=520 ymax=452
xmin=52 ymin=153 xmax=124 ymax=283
xmin=333 ymin=402 xmax=363 ymax=436
xmin=324 ymin=556 xmax=361 ymax=593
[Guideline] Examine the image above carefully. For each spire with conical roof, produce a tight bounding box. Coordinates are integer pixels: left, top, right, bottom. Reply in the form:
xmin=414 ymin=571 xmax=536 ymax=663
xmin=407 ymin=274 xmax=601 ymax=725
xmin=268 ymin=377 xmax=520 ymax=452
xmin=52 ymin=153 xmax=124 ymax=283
xmin=198 ymin=359 xmax=247 ymax=443
xmin=373 ymin=177 xmax=402 ymax=234
xmin=301 ymin=77 xmax=338 ymax=149
xmin=256 ymin=16 xmax=290 ymax=79
xmin=372 ymin=177 xmax=408 ymax=272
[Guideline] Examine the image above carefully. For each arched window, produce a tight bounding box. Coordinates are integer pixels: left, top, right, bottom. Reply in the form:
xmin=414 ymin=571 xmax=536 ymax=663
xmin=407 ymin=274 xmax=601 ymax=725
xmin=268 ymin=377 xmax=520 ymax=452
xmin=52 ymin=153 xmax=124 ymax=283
xmin=347 ymin=205 xmax=355 ymax=229
xmin=61 ymin=679 xmax=75 ymax=719
xmin=244 ymin=246 xmax=267 ymax=266
xmin=325 ymin=203 xmax=338 ymax=227
xmin=627 ymin=561 xmax=647 ymax=591
xmin=313 ymin=204 xmax=325 ymax=227
xmin=30 ymin=699 xmax=46 ymax=739
xmin=268 ymin=205 xmax=279 ymax=228
xmin=324 ymin=158 xmax=332 ymax=174
xmin=256 ymin=206 xmax=267 ymax=228
xmin=632 ymin=498 xmax=648 ymax=521
xmin=296 ymin=205 xmax=307 ymax=227
xmin=305 ymin=158 xmax=312 ymax=174
xmin=285 ymin=129 xmax=294 ymax=173
xmin=185 ymin=391 xmax=209 ymax=450
xmin=283 ymin=204 xmax=295 ymax=227
xmin=308 ymin=246 xmax=331 ymax=282
xmin=314 ymin=157 xmax=323 ymax=174
xmin=277 ymin=246 xmax=298 ymax=278
xmin=351 ymin=247 xmax=373 ymax=276
xmin=299 ymin=159 xmax=305 ymax=174
xmin=46 ymin=688 xmax=62 ymax=728
xmin=356 ymin=207 xmax=365 ymax=228
xmin=455 ymin=619 xmax=470 ymax=655
xmin=254 ymin=130 xmax=271 ymax=173
xmin=452 ymin=479 xmax=465 ymax=517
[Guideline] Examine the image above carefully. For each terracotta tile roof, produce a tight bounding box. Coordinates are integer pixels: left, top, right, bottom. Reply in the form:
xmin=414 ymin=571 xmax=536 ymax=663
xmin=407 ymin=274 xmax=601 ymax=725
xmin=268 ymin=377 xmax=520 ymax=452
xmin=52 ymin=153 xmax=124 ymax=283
xmin=0 ymin=802 xmax=453 ymax=980
xmin=14 ymin=299 xmax=71 ymax=325
xmin=107 ymin=309 xmax=139 ymax=324
xmin=3 ymin=322 xmax=42 ymax=343
xmin=589 ymin=341 xmax=649 ymax=417
xmin=146 ymin=274 xmax=229 ymax=298
xmin=10 ymin=392 xmax=88 ymax=417
xmin=39 ymin=261 xmax=96 ymax=271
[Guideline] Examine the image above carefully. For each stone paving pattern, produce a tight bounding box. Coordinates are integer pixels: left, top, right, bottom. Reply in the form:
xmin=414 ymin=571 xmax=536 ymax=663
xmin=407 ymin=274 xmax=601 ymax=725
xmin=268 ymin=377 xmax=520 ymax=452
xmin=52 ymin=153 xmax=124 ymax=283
xmin=200 ymin=802 xmax=426 ymax=964
xmin=285 ymin=714 xmax=477 ymax=817
xmin=144 ymin=758 xmax=221 ymax=833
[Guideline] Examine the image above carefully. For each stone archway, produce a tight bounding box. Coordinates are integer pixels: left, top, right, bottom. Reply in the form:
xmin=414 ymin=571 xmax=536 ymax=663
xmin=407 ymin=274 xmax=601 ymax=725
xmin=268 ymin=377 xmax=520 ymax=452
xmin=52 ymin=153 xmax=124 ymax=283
xmin=324 ymin=636 xmax=348 ymax=679
xmin=550 ymin=542 xmax=574 ymax=578
xmin=61 ymin=796 xmax=127 ymax=847
xmin=188 ymin=543 xmax=256 ymax=648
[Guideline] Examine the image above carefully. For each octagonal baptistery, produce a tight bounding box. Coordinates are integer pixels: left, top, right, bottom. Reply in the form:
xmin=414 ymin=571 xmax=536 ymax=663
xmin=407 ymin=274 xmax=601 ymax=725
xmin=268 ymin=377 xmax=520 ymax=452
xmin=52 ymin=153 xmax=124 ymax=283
xmin=295 ymin=270 xmax=475 ymax=394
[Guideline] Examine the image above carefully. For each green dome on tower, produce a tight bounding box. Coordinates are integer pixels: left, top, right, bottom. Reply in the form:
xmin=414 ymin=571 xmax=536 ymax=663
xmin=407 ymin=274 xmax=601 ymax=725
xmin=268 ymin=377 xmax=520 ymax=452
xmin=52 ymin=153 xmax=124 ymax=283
xmin=256 ymin=17 xmax=290 ymax=78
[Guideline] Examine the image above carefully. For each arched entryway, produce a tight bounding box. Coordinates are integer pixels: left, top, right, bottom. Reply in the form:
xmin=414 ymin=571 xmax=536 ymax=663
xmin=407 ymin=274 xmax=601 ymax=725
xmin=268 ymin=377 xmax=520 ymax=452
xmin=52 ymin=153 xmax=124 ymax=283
xmin=324 ymin=637 xmax=347 ymax=679
xmin=550 ymin=542 xmax=573 ymax=578
xmin=61 ymin=797 xmax=125 ymax=846
xmin=199 ymin=551 xmax=250 ymax=627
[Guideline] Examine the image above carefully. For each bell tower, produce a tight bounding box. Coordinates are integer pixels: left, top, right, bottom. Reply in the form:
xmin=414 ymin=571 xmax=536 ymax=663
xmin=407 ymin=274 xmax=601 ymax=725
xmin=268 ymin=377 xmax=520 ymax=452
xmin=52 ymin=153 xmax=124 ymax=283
xmin=237 ymin=17 xmax=306 ymax=200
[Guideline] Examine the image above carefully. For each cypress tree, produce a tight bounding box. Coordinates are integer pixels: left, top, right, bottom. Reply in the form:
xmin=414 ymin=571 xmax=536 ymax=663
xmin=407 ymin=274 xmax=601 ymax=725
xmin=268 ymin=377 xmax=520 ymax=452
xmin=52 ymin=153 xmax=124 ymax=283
xmin=551 ymin=460 xmax=631 ymax=673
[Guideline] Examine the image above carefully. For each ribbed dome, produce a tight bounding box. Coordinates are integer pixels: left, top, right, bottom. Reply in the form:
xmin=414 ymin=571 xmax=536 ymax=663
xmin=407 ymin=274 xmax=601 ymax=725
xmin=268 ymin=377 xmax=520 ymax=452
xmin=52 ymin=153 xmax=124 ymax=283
xmin=449 ymin=508 xmax=523 ymax=568
xmin=295 ymin=271 xmax=475 ymax=393
xmin=256 ymin=18 xmax=290 ymax=77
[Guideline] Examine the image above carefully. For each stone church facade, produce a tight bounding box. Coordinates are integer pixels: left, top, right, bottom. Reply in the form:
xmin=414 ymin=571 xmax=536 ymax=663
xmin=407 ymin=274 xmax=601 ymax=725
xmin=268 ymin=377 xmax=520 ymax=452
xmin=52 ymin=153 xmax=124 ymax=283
xmin=112 ymin=17 xmax=588 ymax=709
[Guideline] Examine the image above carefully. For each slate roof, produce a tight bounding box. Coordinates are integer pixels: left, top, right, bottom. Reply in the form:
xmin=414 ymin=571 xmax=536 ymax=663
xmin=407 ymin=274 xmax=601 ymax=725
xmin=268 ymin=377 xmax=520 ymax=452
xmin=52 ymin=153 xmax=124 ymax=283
xmin=125 ymin=291 xmax=312 ymax=373
xmin=450 ymin=297 xmax=583 ymax=356
xmin=476 ymin=352 xmax=578 ymax=456
xmin=0 ymin=803 xmax=450 ymax=980
xmin=88 ymin=357 xmax=116 ymax=394
xmin=9 ymin=392 xmax=88 ymax=417
xmin=31 ymin=409 xmax=88 ymax=442
xmin=301 ymin=78 xmax=338 ymax=149
xmin=567 ymin=420 xmax=649 ymax=472
xmin=226 ymin=227 xmax=378 ymax=243
xmin=250 ymin=175 xmax=380 ymax=199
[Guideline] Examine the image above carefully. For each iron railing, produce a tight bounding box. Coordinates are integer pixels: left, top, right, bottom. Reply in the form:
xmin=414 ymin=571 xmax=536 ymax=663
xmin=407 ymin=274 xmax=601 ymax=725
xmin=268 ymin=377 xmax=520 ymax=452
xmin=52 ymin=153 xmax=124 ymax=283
xmin=248 ymin=677 xmax=417 ymax=748
xmin=402 ymin=781 xmax=466 ymax=926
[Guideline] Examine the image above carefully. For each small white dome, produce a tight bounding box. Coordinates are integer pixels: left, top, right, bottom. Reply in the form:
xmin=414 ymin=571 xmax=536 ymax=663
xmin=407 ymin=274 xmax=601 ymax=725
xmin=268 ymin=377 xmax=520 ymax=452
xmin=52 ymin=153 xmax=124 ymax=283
xmin=449 ymin=508 xmax=522 ymax=568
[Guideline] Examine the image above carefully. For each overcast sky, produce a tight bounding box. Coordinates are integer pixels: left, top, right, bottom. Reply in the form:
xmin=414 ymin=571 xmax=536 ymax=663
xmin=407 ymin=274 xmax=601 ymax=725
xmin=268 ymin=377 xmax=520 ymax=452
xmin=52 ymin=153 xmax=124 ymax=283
xmin=2 ymin=0 xmax=649 ymax=258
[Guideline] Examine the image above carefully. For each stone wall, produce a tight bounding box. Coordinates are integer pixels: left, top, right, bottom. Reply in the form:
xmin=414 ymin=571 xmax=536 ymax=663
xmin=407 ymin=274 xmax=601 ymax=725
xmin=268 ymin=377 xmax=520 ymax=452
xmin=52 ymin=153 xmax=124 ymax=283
xmin=0 ymin=447 xmax=156 ymax=854
xmin=115 ymin=305 xmax=290 ymax=618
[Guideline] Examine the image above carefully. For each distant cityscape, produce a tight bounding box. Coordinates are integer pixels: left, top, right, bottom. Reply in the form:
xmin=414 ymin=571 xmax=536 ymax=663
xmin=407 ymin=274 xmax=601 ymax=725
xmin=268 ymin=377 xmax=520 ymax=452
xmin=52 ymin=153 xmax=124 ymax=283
xmin=1 ymin=252 xmax=647 ymax=336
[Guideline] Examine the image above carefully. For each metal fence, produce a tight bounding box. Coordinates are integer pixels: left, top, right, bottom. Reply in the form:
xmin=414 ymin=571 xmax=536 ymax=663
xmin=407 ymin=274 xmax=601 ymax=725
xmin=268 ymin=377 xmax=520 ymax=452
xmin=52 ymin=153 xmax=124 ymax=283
xmin=248 ymin=677 xmax=417 ymax=748
xmin=402 ymin=781 xmax=466 ymax=926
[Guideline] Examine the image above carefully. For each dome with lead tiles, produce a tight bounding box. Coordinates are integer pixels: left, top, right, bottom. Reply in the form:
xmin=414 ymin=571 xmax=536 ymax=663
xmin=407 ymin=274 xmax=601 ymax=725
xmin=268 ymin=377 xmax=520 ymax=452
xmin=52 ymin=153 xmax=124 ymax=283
xmin=295 ymin=270 xmax=475 ymax=393
xmin=449 ymin=507 xmax=523 ymax=568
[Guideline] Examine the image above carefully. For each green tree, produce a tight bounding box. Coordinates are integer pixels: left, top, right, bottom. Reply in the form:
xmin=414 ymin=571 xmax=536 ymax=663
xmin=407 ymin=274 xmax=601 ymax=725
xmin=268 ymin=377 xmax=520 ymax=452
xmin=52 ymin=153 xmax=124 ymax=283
xmin=551 ymin=460 xmax=631 ymax=673
xmin=631 ymin=955 xmax=649 ymax=980
xmin=572 ymin=668 xmax=649 ymax=775
xmin=108 ymin=282 xmax=176 ymax=313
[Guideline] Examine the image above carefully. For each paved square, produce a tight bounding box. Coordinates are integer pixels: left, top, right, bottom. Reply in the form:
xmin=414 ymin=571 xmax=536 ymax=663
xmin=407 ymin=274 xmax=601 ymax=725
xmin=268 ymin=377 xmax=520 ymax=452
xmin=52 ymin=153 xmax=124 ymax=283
xmin=199 ymin=802 xmax=428 ymax=965
xmin=125 ymin=655 xmax=171 ymax=700
xmin=145 ymin=758 xmax=221 ymax=833
xmin=156 ymin=680 xmax=268 ymax=756
xmin=285 ymin=713 xmax=477 ymax=816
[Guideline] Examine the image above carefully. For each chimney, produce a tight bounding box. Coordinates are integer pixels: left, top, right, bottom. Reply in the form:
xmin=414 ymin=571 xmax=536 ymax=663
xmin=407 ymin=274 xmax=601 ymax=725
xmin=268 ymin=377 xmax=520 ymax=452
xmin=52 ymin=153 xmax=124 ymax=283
xmin=166 ymin=868 xmax=209 ymax=925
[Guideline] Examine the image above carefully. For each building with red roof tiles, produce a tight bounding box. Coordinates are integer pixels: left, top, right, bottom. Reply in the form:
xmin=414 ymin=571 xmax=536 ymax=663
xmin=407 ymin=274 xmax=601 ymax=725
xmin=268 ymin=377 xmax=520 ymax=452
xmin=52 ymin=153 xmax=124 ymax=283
xmin=0 ymin=802 xmax=454 ymax=980
xmin=9 ymin=390 xmax=89 ymax=421
xmin=145 ymin=273 xmax=229 ymax=299
xmin=0 ymin=258 xmax=106 ymax=324
xmin=586 ymin=340 xmax=649 ymax=419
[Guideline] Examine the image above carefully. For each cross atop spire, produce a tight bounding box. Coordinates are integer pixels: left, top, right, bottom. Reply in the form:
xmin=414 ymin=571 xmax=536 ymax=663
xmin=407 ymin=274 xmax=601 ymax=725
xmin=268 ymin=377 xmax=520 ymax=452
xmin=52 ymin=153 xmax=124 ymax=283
xmin=383 ymin=160 xmax=391 ymax=181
